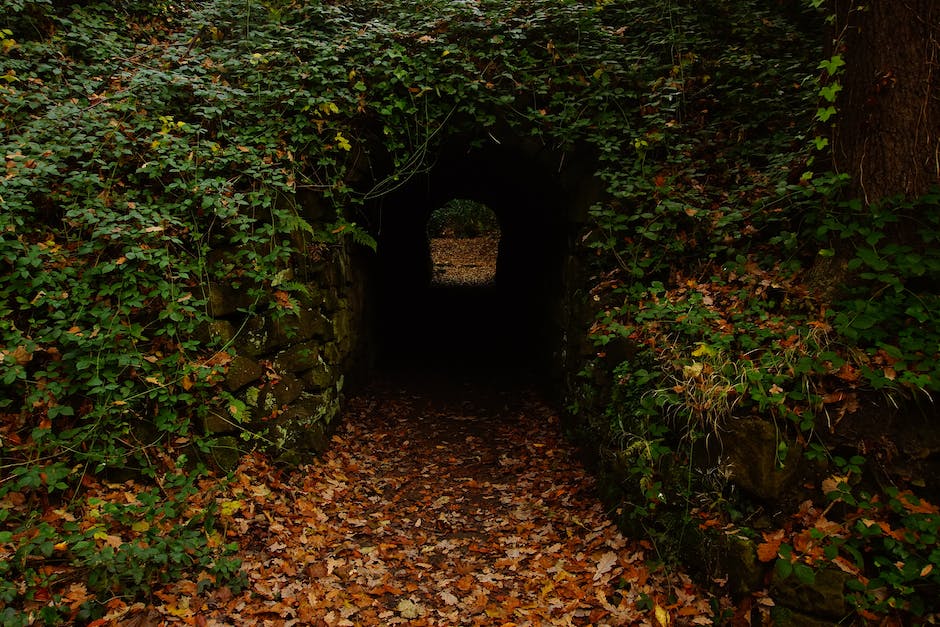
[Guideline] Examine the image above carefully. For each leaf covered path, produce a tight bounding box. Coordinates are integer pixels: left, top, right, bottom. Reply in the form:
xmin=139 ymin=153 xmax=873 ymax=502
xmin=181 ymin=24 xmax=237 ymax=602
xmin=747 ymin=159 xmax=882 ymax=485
xmin=145 ymin=379 xmax=727 ymax=625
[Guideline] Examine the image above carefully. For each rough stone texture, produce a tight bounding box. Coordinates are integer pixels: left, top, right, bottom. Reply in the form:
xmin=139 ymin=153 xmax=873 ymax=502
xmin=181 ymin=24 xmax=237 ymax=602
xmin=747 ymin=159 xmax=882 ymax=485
xmin=203 ymin=409 xmax=234 ymax=434
xmin=698 ymin=532 xmax=763 ymax=596
xmin=224 ymin=355 xmax=263 ymax=392
xmin=237 ymin=307 xmax=333 ymax=357
xmin=301 ymin=363 xmax=334 ymax=389
xmin=202 ymin=235 xmax=368 ymax=464
xmin=196 ymin=319 xmax=236 ymax=347
xmin=771 ymin=568 xmax=851 ymax=620
xmin=269 ymin=372 xmax=305 ymax=407
xmin=209 ymin=436 xmax=242 ymax=471
xmin=724 ymin=417 xmax=803 ymax=501
xmin=260 ymin=391 xmax=338 ymax=464
xmin=204 ymin=282 xmax=256 ymax=317
xmin=770 ymin=606 xmax=843 ymax=627
xmin=273 ymin=341 xmax=322 ymax=373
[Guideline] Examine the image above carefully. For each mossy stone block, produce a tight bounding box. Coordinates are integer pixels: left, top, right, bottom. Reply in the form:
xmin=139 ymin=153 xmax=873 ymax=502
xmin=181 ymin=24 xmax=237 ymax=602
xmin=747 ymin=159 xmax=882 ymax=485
xmin=771 ymin=567 xmax=850 ymax=620
xmin=273 ymin=341 xmax=322 ymax=373
xmin=224 ymin=355 xmax=263 ymax=391
xmin=724 ymin=417 xmax=803 ymax=500
xmin=209 ymin=436 xmax=242 ymax=472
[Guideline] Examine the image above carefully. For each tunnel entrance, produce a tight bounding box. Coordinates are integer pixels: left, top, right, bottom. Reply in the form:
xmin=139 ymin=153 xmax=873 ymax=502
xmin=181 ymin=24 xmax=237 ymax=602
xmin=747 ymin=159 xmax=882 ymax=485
xmin=364 ymin=134 xmax=584 ymax=387
xmin=428 ymin=199 xmax=500 ymax=287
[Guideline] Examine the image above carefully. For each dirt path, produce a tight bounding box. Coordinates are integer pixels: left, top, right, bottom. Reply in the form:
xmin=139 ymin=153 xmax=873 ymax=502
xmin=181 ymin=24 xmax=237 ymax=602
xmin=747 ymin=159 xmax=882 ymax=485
xmin=140 ymin=380 xmax=727 ymax=625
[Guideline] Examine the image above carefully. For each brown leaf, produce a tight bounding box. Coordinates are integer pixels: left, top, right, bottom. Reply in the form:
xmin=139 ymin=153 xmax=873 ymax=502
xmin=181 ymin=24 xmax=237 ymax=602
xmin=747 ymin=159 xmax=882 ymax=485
xmin=11 ymin=345 xmax=32 ymax=365
xmin=821 ymin=475 xmax=848 ymax=496
xmin=831 ymin=556 xmax=861 ymax=575
xmin=834 ymin=363 xmax=860 ymax=382
xmin=756 ymin=529 xmax=785 ymax=562
xmin=593 ymin=551 xmax=618 ymax=581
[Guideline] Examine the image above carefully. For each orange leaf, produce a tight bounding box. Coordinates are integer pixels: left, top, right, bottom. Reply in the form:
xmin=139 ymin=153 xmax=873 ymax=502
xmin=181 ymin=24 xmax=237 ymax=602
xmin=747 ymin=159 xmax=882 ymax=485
xmin=829 ymin=556 xmax=860 ymax=575
xmin=274 ymin=290 xmax=293 ymax=309
xmin=756 ymin=529 xmax=785 ymax=562
xmin=834 ymin=363 xmax=860 ymax=382
xmin=11 ymin=345 xmax=32 ymax=365
xmin=898 ymin=491 xmax=940 ymax=514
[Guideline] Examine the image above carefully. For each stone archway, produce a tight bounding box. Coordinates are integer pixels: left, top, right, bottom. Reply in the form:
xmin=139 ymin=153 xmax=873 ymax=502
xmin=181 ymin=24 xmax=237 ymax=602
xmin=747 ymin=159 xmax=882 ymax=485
xmin=362 ymin=129 xmax=601 ymax=385
xmin=196 ymin=127 xmax=601 ymax=460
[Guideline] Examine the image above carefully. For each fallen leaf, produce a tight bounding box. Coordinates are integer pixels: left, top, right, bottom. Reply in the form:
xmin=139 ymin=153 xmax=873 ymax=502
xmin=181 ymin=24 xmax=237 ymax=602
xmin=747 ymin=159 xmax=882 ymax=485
xmin=396 ymin=599 xmax=420 ymax=619
xmin=756 ymin=529 xmax=785 ymax=562
xmin=593 ymin=551 xmax=618 ymax=581
xmin=654 ymin=603 xmax=670 ymax=626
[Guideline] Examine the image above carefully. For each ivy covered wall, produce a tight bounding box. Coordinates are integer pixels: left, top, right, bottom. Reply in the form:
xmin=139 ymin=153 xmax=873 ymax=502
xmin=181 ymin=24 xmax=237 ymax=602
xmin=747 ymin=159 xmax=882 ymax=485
xmin=2 ymin=1 xmax=938 ymax=623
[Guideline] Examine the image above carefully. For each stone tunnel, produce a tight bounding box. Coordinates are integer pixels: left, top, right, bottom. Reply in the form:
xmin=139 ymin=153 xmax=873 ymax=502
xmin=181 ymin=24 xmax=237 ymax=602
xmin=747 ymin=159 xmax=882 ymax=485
xmin=360 ymin=129 xmax=600 ymax=384
xmin=200 ymin=126 xmax=601 ymax=461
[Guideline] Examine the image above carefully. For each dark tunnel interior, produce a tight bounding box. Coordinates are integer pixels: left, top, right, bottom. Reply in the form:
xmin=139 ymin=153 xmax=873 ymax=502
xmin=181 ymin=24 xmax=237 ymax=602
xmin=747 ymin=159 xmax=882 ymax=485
xmin=365 ymin=138 xmax=574 ymax=384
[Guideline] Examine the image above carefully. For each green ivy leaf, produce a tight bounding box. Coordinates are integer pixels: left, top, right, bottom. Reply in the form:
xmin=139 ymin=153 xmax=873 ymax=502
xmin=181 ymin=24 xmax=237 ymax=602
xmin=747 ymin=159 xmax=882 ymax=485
xmin=816 ymin=106 xmax=837 ymax=122
xmin=818 ymin=55 xmax=845 ymax=75
xmin=819 ymin=82 xmax=842 ymax=102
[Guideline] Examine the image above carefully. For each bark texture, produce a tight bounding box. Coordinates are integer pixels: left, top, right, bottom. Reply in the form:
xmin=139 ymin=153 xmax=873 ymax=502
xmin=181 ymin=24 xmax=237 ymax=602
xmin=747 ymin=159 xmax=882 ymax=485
xmin=831 ymin=1 xmax=940 ymax=203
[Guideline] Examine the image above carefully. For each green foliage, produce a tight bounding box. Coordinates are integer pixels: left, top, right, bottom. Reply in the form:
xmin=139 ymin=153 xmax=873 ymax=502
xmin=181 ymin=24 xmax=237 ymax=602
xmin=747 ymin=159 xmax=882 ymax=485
xmin=816 ymin=191 xmax=940 ymax=391
xmin=768 ymin=455 xmax=940 ymax=618
xmin=566 ymin=0 xmax=938 ymax=621
xmin=427 ymin=199 xmax=499 ymax=238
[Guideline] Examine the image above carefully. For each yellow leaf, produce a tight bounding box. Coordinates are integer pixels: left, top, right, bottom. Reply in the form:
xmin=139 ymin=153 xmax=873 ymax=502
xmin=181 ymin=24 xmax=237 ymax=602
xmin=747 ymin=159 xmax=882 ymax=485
xmin=144 ymin=376 xmax=161 ymax=385
xmin=691 ymin=342 xmax=716 ymax=358
xmin=334 ymin=132 xmax=351 ymax=151
xmin=654 ymin=603 xmax=670 ymax=626
xmin=132 ymin=521 xmax=150 ymax=533
xmin=220 ymin=500 xmax=243 ymax=517
xmin=319 ymin=102 xmax=340 ymax=116
xmin=167 ymin=598 xmax=192 ymax=617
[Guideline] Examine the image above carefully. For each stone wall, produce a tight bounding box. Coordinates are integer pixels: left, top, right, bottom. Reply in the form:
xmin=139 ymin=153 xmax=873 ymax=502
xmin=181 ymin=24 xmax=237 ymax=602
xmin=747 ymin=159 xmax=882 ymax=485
xmin=197 ymin=241 xmax=371 ymax=468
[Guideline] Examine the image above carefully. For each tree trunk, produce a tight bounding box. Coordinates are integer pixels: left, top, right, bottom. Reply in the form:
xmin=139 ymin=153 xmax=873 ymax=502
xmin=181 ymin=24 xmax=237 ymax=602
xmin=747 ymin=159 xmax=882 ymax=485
xmin=809 ymin=2 xmax=939 ymax=299
xmin=831 ymin=1 xmax=939 ymax=203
